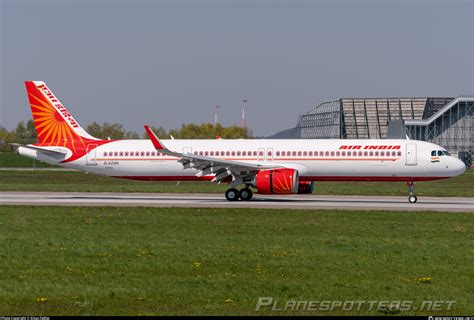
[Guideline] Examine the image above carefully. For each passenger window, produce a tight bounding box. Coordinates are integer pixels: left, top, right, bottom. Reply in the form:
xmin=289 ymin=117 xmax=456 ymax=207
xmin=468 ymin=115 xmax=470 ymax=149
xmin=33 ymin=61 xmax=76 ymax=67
xmin=308 ymin=151 xmax=313 ymax=156
xmin=242 ymin=151 xmax=247 ymax=156
xmin=303 ymin=151 xmax=307 ymax=156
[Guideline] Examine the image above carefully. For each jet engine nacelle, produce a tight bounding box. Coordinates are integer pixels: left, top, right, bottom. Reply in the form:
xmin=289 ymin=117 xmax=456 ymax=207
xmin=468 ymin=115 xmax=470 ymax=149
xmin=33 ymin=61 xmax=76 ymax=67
xmin=254 ymin=168 xmax=299 ymax=194
xmin=297 ymin=181 xmax=315 ymax=194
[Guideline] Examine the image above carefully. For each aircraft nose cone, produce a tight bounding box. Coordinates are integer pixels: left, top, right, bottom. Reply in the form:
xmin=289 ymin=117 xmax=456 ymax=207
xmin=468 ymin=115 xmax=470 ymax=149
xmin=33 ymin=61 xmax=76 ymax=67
xmin=452 ymin=158 xmax=466 ymax=176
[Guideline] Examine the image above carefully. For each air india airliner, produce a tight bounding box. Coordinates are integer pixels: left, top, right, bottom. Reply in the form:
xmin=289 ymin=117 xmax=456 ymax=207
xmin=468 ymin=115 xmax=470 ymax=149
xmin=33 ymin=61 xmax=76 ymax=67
xmin=13 ymin=81 xmax=466 ymax=203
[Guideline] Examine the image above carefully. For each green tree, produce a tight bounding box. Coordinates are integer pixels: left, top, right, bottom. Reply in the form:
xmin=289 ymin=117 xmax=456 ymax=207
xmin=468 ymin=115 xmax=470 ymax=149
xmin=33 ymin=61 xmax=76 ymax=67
xmin=14 ymin=120 xmax=37 ymax=144
xmin=125 ymin=131 xmax=140 ymax=139
xmin=86 ymin=122 xmax=124 ymax=139
xmin=85 ymin=122 xmax=139 ymax=140
xmin=0 ymin=126 xmax=17 ymax=152
xmin=168 ymin=123 xmax=251 ymax=139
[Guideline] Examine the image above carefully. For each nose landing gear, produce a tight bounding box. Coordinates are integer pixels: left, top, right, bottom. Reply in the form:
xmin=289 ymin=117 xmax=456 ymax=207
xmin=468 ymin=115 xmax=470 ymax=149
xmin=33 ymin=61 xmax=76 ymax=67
xmin=407 ymin=181 xmax=417 ymax=203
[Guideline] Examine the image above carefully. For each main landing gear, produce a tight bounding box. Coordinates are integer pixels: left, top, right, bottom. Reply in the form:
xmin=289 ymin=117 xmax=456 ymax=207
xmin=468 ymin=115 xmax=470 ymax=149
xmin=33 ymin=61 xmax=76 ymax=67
xmin=407 ymin=181 xmax=417 ymax=203
xmin=225 ymin=187 xmax=253 ymax=201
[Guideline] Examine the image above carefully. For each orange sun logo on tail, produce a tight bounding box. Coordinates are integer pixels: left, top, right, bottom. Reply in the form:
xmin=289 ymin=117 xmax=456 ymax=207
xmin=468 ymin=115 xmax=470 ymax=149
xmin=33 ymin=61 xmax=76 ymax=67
xmin=25 ymin=81 xmax=112 ymax=163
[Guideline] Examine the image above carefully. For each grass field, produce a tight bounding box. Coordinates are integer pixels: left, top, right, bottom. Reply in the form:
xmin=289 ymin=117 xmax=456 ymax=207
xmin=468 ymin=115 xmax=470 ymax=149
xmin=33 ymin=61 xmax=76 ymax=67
xmin=0 ymin=169 xmax=472 ymax=197
xmin=0 ymin=206 xmax=472 ymax=315
xmin=0 ymin=152 xmax=54 ymax=168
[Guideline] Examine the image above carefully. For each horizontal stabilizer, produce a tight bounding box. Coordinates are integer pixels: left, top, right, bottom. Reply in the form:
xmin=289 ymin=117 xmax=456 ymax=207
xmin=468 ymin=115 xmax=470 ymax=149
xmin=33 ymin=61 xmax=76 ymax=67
xmin=10 ymin=143 xmax=68 ymax=157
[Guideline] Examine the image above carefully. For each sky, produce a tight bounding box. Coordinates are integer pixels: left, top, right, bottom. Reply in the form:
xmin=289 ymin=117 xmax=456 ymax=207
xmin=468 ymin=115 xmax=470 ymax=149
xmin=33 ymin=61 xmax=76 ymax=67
xmin=1 ymin=0 xmax=473 ymax=137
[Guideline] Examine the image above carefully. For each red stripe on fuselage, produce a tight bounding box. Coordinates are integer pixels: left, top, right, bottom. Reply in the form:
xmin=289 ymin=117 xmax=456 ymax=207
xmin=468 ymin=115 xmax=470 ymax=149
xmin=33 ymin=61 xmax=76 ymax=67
xmin=113 ymin=175 xmax=449 ymax=182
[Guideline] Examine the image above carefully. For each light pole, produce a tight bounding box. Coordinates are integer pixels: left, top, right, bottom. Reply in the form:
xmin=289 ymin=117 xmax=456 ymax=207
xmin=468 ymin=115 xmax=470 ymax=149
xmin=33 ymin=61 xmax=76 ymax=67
xmin=241 ymin=99 xmax=247 ymax=129
xmin=214 ymin=105 xmax=220 ymax=127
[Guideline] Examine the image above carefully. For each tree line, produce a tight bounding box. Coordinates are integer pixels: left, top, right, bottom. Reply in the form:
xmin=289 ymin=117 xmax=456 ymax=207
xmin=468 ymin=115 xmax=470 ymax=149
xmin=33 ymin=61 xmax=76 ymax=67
xmin=0 ymin=120 xmax=252 ymax=152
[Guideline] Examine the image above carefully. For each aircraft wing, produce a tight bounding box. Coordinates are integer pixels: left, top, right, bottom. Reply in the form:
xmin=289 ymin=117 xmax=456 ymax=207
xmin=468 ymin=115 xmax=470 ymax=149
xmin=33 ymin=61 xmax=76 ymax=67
xmin=144 ymin=125 xmax=281 ymax=183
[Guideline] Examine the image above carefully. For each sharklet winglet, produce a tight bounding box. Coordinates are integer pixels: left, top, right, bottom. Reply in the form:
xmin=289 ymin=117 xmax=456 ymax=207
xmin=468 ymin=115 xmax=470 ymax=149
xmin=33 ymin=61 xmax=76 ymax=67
xmin=144 ymin=125 xmax=166 ymax=150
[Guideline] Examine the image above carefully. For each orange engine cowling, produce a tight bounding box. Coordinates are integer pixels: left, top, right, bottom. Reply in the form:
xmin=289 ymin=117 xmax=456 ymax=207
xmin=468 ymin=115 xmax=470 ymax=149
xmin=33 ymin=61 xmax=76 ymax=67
xmin=297 ymin=181 xmax=315 ymax=194
xmin=255 ymin=168 xmax=299 ymax=194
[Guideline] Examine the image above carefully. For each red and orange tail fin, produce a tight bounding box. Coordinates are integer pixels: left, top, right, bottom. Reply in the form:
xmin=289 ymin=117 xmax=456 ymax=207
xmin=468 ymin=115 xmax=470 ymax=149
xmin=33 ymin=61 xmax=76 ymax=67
xmin=25 ymin=81 xmax=98 ymax=146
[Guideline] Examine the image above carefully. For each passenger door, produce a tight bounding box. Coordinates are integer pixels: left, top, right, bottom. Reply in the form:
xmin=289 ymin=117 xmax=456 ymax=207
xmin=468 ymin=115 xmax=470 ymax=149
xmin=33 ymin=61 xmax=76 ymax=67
xmin=86 ymin=144 xmax=98 ymax=166
xmin=405 ymin=143 xmax=417 ymax=166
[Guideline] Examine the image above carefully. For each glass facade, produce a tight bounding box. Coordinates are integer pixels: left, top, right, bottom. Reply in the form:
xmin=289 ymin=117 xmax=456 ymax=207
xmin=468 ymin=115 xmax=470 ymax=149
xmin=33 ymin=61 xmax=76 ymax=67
xmin=293 ymin=97 xmax=473 ymax=165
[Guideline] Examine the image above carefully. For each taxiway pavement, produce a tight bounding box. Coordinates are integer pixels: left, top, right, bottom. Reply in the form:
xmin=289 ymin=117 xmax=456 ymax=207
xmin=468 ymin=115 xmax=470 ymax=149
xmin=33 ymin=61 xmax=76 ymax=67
xmin=0 ymin=192 xmax=472 ymax=212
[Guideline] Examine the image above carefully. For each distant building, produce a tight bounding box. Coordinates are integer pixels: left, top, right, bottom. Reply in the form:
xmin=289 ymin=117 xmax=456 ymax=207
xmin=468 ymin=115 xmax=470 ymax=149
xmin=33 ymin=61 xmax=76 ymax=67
xmin=270 ymin=97 xmax=474 ymax=165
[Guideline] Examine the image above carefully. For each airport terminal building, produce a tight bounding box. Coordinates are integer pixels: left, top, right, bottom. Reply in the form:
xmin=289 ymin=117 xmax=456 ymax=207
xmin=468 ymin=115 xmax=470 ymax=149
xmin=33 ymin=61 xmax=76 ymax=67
xmin=273 ymin=96 xmax=474 ymax=166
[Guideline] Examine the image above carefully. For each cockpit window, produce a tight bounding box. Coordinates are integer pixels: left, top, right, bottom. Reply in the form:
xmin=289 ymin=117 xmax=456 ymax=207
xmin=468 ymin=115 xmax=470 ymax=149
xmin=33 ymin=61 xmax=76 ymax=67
xmin=432 ymin=150 xmax=450 ymax=157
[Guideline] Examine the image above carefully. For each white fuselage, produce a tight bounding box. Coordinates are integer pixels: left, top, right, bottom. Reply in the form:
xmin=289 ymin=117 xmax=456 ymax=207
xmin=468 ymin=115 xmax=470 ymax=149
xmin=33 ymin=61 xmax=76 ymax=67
xmin=22 ymin=139 xmax=466 ymax=182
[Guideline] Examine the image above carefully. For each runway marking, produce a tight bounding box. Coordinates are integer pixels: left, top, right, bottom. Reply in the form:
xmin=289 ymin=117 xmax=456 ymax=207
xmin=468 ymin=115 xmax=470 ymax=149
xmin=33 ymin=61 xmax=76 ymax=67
xmin=0 ymin=192 xmax=473 ymax=212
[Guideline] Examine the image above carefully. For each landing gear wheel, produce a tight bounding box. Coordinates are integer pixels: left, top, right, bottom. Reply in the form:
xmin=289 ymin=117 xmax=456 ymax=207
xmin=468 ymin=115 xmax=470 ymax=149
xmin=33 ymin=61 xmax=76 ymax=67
xmin=239 ymin=188 xmax=253 ymax=201
xmin=407 ymin=181 xmax=417 ymax=203
xmin=408 ymin=194 xmax=417 ymax=203
xmin=225 ymin=188 xmax=240 ymax=201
